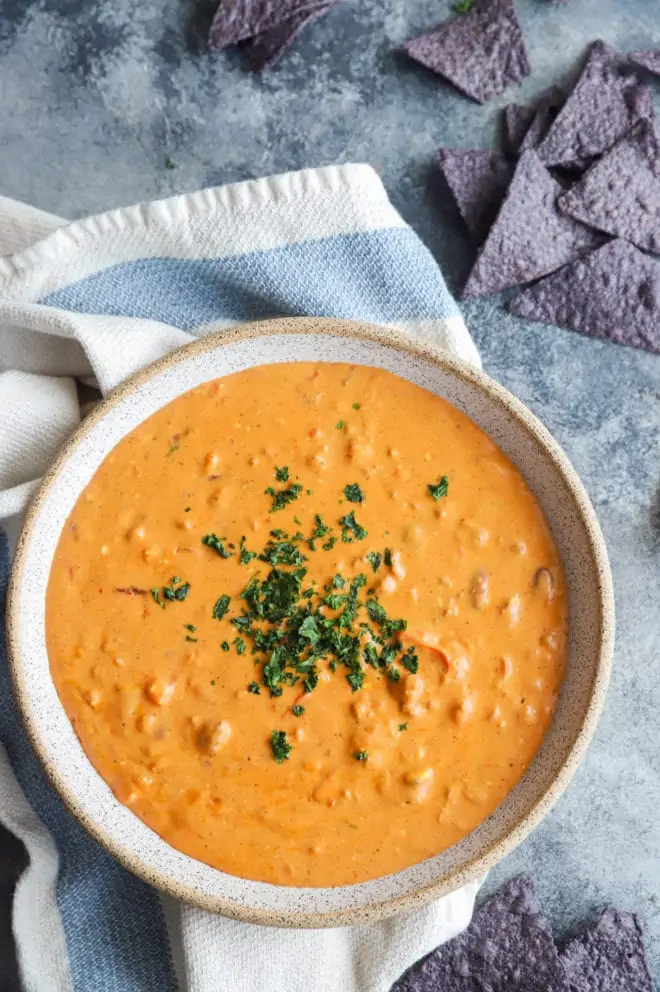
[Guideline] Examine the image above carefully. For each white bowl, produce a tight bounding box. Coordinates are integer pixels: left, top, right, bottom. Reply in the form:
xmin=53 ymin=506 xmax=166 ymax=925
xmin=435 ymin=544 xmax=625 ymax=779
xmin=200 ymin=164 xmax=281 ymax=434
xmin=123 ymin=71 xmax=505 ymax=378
xmin=7 ymin=317 xmax=614 ymax=927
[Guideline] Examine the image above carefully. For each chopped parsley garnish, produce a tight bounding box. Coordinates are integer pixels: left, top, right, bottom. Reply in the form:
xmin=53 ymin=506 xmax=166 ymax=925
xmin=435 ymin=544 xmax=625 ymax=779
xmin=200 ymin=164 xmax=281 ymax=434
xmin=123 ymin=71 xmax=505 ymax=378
xmin=335 ymin=420 xmax=344 ymax=430
xmin=292 ymin=704 xmax=305 ymax=717
xmin=259 ymin=537 xmax=307 ymax=567
xmin=427 ymin=476 xmax=449 ymax=501
xmin=366 ymin=551 xmax=382 ymax=573
xmin=151 ymin=588 xmax=165 ymax=608
xmin=212 ymin=594 xmax=231 ymax=620
xmin=234 ymin=637 xmax=246 ymax=655
xmin=308 ymin=513 xmax=334 ymax=551
xmin=271 ymin=730 xmax=292 ymax=763
xmin=184 ymin=506 xmax=191 ymax=512
xmin=384 ymin=547 xmax=393 ymax=568
xmin=185 ymin=634 xmax=198 ymax=642
xmin=352 ymin=402 xmax=361 ymax=410
xmin=293 ymin=516 xmax=302 ymax=525
xmin=265 ymin=483 xmax=304 ymax=512
xmin=202 ymin=533 xmax=233 ymax=558
xmin=347 ymin=669 xmax=365 ymax=692
xmin=401 ymin=646 xmax=419 ymax=674
xmin=166 ymin=443 xmax=180 ymax=456
xmin=185 ymin=624 xmax=196 ymax=633
xmin=399 ymin=722 xmax=408 ymax=732
xmin=220 ymin=641 xmax=230 ymax=651
xmin=275 ymin=465 xmax=290 ymax=482
xmin=248 ymin=681 xmax=261 ymax=694
xmin=339 ymin=511 xmax=368 ymax=543
xmin=344 ymin=483 xmax=364 ymax=504
xmin=239 ymin=536 xmax=257 ymax=565
xmin=354 ymin=750 xmax=368 ymax=761
xmin=453 ymin=0 xmax=473 ymax=11
xmin=160 ymin=576 xmax=190 ymax=602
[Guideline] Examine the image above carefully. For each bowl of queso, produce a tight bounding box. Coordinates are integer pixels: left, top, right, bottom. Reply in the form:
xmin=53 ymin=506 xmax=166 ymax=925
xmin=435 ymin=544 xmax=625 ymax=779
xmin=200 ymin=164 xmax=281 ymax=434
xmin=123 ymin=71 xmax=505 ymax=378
xmin=7 ymin=317 xmax=614 ymax=926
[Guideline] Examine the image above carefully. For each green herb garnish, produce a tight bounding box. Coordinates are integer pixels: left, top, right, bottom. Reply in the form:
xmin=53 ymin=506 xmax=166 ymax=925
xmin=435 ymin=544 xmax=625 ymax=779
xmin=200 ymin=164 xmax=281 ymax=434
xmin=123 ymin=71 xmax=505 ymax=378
xmin=162 ymin=576 xmax=190 ymax=602
xmin=166 ymin=443 xmax=179 ymax=456
xmin=453 ymin=0 xmax=473 ymax=12
xmin=292 ymin=704 xmax=305 ymax=717
xmin=271 ymin=730 xmax=292 ymax=763
xmin=335 ymin=420 xmax=344 ymax=430
xmin=151 ymin=588 xmax=165 ymax=608
xmin=265 ymin=483 xmax=304 ymax=513
xmin=239 ymin=536 xmax=257 ymax=565
xmin=202 ymin=534 xmax=233 ymax=558
xmin=343 ymin=483 xmax=364 ymax=504
xmin=399 ymin=722 xmax=408 ymax=732
xmin=427 ymin=476 xmax=449 ymax=501
xmin=212 ymin=594 xmax=231 ymax=620
xmin=366 ymin=551 xmax=382 ymax=573
xmin=234 ymin=637 xmax=246 ymax=655
xmin=354 ymin=750 xmax=368 ymax=761
xmin=275 ymin=465 xmax=290 ymax=483
xmin=352 ymin=402 xmax=361 ymax=410
xmin=220 ymin=640 xmax=230 ymax=651
xmin=248 ymin=681 xmax=261 ymax=694
xmin=339 ymin=511 xmax=368 ymax=543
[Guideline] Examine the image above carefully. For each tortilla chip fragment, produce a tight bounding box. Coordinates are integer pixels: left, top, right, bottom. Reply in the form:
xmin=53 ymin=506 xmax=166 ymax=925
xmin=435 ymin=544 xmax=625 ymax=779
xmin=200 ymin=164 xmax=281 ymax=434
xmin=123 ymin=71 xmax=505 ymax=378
xmin=560 ymin=909 xmax=654 ymax=992
xmin=504 ymin=103 xmax=536 ymax=155
xmin=437 ymin=149 xmax=513 ymax=243
xmin=392 ymin=876 xmax=566 ymax=992
xmin=462 ymin=150 xmax=600 ymax=299
xmin=243 ymin=5 xmax=334 ymax=71
xmin=518 ymin=86 xmax=565 ymax=153
xmin=509 ymin=239 xmax=660 ymax=354
xmin=402 ymin=0 xmax=531 ymax=105
xmin=628 ymin=49 xmax=660 ymax=77
xmin=558 ymin=120 xmax=660 ymax=254
xmin=208 ymin=0 xmax=326 ymax=49
xmin=537 ymin=41 xmax=654 ymax=167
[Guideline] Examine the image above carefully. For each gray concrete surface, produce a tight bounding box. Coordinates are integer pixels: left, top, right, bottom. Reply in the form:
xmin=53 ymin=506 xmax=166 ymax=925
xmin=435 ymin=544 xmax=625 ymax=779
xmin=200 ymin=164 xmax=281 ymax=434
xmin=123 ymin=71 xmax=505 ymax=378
xmin=0 ymin=0 xmax=658 ymax=985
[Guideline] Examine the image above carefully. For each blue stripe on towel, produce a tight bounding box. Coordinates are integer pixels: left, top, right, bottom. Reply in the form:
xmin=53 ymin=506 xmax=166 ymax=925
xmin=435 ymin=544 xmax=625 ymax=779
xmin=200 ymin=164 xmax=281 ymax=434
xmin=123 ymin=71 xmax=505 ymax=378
xmin=0 ymin=532 xmax=177 ymax=992
xmin=42 ymin=228 xmax=460 ymax=329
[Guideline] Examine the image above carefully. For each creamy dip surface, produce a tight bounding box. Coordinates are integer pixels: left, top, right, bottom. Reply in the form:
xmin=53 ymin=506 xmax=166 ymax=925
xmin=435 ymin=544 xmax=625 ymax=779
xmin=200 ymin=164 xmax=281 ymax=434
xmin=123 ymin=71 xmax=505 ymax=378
xmin=46 ymin=362 xmax=567 ymax=887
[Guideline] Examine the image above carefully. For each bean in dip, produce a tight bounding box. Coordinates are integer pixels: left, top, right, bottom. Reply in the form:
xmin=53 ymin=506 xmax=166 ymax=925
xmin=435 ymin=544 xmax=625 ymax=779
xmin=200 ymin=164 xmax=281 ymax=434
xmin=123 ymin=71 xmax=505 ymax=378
xmin=46 ymin=363 xmax=567 ymax=886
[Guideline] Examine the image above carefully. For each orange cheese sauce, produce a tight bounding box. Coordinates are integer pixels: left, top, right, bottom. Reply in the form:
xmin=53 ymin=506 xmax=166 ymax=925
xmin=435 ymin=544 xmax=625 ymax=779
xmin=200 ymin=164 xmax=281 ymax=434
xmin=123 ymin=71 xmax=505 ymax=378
xmin=46 ymin=363 xmax=567 ymax=886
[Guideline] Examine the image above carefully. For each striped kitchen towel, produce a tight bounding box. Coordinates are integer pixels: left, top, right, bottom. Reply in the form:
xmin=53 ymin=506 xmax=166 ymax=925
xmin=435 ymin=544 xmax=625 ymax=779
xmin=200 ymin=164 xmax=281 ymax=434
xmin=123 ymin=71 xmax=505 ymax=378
xmin=0 ymin=164 xmax=481 ymax=992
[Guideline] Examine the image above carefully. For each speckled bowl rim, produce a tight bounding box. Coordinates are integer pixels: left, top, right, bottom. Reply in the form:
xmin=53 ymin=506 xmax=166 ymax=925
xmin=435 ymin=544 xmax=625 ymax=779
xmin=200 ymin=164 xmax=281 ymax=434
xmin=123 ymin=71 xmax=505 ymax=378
xmin=7 ymin=317 xmax=614 ymax=927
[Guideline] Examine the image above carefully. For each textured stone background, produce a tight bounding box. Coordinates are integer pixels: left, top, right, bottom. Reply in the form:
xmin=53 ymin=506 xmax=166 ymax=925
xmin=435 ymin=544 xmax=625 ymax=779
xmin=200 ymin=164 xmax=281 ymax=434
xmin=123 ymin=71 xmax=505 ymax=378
xmin=0 ymin=0 xmax=659 ymax=986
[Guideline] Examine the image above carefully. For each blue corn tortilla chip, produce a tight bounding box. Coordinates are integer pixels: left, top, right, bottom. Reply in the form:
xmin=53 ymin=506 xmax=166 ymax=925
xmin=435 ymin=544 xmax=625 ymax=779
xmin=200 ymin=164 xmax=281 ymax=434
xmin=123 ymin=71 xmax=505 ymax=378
xmin=504 ymin=103 xmax=536 ymax=155
xmin=243 ymin=5 xmax=334 ymax=71
xmin=628 ymin=49 xmax=660 ymax=77
xmin=208 ymin=0 xmax=333 ymax=51
xmin=537 ymin=41 xmax=654 ymax=167
xmin=436 ymin=149 xmax=513 ymax=243
xmin=402 ymin=0 xmax=531 ymax=105
xmin=391 ymin=876 xmax=566 ymax=992
xmin=560 ymin=909 xmax=654 ymax=991
xmin=504 ymin=87 xmax=565 ymax=157
xmin=558 ymin=120 xmax=660 ymax=254
xmin=518 ymin=86 xmax=565 ymax=152
xmin=461 ymin=150 xmax=600 ymax=299
xmin=509 ymin=239 xmax=660 ymax=354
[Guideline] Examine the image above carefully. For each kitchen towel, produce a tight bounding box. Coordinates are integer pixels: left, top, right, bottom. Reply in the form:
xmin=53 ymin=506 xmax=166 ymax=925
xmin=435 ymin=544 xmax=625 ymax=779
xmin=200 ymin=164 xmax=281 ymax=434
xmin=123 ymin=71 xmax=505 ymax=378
xmin=0 ymin=164 xmax=481 ymax=992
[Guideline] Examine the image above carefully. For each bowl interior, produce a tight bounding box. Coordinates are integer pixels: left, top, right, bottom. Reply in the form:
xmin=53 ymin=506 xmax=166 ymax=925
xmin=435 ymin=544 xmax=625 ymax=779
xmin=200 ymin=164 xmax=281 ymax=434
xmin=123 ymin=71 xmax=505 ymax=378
xmin=8 ymin=320 xmax=612 ymax=926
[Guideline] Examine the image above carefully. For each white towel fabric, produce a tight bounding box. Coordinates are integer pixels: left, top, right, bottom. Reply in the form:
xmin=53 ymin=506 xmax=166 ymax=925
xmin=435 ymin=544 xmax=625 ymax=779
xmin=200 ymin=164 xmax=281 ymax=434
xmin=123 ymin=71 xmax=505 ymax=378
xmin=0 ymin=166 xmax=481 ymax=992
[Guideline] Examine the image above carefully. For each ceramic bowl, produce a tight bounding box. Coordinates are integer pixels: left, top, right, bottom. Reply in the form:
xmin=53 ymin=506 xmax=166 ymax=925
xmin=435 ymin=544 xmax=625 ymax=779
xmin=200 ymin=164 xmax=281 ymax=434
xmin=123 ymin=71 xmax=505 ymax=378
xmin=7 ymin=317 xmax=614 ymax=927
